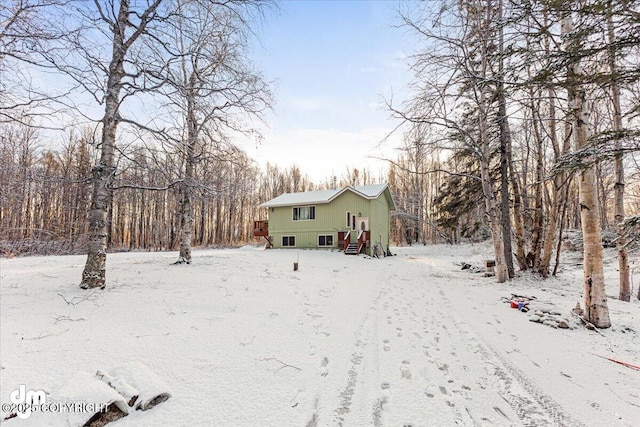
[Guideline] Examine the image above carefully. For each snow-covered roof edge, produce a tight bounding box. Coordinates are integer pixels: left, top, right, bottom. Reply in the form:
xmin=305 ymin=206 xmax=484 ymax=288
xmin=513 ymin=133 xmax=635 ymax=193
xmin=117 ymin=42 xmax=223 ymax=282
xmin=259 ymin=183 xmax=396 ymax=210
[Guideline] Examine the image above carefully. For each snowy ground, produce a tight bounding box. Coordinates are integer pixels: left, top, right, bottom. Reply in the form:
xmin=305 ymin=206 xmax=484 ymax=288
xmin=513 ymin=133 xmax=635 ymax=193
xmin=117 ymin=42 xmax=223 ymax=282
xmin=1 ymin=243 xmax=639 ymax=426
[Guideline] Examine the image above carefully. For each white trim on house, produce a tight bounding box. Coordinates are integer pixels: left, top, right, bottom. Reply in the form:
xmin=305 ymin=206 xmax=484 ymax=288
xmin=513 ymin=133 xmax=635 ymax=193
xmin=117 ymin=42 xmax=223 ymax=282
xmin=259 ymin=184 xmax=393 ymax=209
xmin=317 ymin=234 xmax=334 ymax=247
xmin=282 ymin=235 xmax=296 ymax=247
xmin=292 ymin=205 xmax=316 ymax=221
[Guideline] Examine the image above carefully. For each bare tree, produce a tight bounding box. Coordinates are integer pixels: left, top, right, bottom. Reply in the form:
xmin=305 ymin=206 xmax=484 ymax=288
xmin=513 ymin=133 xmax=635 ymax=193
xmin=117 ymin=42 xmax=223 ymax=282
xmin=30 ymin=0 xmax=168 ymax=289
xmin=0 ymin=0 xmax=74 ymax=125
xmin=606 ymin=1 xmax=631 ymax=301
xmin=562 ymin=9 xmax=611 ymax=328
xmin=152 ymin=0 xmax=272 ymax=264
xmin=389 ymin=0 xmax=509 ymax=281
xmin=495 ymin=0 xmax=515 ymax=278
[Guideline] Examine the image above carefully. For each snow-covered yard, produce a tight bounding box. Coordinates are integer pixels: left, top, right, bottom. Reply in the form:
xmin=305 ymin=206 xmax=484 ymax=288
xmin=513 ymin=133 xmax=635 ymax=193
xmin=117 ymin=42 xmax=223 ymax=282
xmin=1 ymin=243 xmax=639 ymax=426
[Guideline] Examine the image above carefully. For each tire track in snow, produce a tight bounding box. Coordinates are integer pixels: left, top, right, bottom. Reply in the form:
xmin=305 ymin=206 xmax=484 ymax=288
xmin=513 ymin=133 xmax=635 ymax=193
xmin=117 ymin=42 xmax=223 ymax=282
xmin=472 ymin=339 xmax=585 ymax=427
xmin=327 ymin=255 xmax=584 ymax=426
xmin=414 ymin=258 xmax=585 ymax=427
xmin=332 ymin=280 xmax=388 ymax=426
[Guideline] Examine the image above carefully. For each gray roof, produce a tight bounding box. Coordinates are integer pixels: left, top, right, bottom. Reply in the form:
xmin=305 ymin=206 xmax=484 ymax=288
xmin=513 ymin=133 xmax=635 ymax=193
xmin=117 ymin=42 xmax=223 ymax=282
xmin=259 ymin=183 xmax=394 ymax=209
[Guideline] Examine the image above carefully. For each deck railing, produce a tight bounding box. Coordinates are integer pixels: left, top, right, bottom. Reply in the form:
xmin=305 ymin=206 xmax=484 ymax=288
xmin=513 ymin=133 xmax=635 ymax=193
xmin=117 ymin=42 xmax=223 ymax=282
xmin=357 ymin=230 xmax=369 ymax=254
xmin=253 ymin=220 xmax=269 ymax=237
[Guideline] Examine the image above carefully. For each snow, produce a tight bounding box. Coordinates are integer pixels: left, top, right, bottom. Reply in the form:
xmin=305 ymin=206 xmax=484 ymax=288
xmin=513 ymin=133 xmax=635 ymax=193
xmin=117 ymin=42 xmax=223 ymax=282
xmin=12 ymin=371 xmax=129 ymax=426
xmin=1 ymin=243 xmax=639 ymax=426
xmin=106 ymin=361 xmax=171 ymax=410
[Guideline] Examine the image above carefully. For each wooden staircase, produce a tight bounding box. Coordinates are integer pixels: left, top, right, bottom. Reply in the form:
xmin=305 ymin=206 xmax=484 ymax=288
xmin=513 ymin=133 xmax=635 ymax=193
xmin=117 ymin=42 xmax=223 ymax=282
xmin=344 ymin=242 xmax=359 ymax=255
xmin=341 ymin=229 xmax=369 ymax=255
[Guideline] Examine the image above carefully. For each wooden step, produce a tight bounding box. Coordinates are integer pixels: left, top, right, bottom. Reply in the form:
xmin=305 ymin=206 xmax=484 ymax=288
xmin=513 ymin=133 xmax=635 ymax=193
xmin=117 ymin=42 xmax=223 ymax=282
xmin=345 ymin=243 xmax=359 ymax=255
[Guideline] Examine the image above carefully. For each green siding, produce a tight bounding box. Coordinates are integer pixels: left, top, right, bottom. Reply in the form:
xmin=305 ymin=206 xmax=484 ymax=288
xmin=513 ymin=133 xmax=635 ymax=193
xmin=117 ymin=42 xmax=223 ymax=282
xmin=266 ymin=188 xmax=393 ymax=254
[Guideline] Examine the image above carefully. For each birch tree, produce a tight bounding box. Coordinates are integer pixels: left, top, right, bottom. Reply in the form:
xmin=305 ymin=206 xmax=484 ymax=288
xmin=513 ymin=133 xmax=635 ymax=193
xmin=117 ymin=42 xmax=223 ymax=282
xmin=562 ymin=8 xmax=611 ymax=327
xmin=0 ymin=0 xmax=72 ymax=124
xmin=390 ymin=0 xmax=509 ymax=281
xmin=83 ymin=0 xmax=166 ymax=288
xmin=29 ymin=0 xmax=168 ymax=289
xmin=606 ymin=1 xmax=630 ymax=301
xmin=154 ymin=0 xmax=272 ymax=264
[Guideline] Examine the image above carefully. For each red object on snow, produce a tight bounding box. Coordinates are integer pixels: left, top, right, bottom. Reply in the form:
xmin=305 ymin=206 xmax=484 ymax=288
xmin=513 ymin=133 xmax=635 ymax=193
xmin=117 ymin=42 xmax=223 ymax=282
xmin=510 ymin=300 xmax=527 ymax=309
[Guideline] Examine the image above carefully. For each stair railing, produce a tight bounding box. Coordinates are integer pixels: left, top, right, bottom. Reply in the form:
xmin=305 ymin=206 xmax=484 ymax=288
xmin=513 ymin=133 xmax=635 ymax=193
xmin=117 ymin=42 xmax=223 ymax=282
xmin=343 ymin=231 xmax=351 ymax=253
xmin=357 ymin=229 xmax=365 ymax=254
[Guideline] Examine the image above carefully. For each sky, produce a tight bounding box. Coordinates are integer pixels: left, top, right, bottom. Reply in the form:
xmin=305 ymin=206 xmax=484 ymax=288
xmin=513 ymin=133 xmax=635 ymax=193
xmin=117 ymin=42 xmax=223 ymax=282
xmin=21 ymin=1 xmax=413 ymax=185
xmin=243 ymin=0 xmax=413 ymax=183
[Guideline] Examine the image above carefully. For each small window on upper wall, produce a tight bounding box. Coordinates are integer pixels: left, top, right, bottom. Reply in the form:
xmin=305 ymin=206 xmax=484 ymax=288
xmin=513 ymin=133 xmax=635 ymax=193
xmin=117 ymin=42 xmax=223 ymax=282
xmin=346 ymin=211 xmax=351 ymax=228
xmin=293 ymin=206 xmax=315 ymax=221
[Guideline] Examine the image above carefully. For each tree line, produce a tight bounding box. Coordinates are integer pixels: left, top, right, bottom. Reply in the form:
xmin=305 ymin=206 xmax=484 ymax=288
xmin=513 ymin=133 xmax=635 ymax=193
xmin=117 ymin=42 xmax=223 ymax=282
xmin=386 ymin=0 xmax=640 ymax=326
xmin=1 ymin=0 xmax=277 ymax=288
xmin=0 ymin=119 xmax=376 ymax=255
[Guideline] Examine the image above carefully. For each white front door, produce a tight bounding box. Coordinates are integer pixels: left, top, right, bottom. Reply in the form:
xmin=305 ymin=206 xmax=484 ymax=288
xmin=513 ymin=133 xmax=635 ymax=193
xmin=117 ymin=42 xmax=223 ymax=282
xmin=359 ymin=217 xmax=369 ymax=231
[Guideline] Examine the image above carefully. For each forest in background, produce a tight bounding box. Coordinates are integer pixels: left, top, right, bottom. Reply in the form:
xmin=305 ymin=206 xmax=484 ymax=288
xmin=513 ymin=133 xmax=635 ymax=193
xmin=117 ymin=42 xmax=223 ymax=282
xmin=1 ymin=1 xmax=640 ymax=320
xmin=2 ymin=119 xmax=638 ymax=256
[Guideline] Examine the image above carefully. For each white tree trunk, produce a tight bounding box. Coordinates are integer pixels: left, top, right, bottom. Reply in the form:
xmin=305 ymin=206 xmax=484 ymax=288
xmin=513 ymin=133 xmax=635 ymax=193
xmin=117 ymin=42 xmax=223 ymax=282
xmin=481 ymin=160 xmax=508 ymax=283
xmin=607 ymin=5 xmax=630 ymax=302
xmin=562 ymin=13 xmax=610 ymax=327
xmin=479 ymin=100 xmax=507 ymax=283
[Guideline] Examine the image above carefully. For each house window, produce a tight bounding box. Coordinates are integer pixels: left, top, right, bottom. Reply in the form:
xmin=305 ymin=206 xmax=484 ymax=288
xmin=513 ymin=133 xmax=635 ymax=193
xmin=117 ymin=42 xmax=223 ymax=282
xmin=282 ymin=236 xmax=296 ymax=247
xmin=318 ymin=235 xmax=333 ymax=247
xmin=346 ymin=211 xmax=351 ymax=228
xmin=293 ymin=206 xmax=315 ymax=221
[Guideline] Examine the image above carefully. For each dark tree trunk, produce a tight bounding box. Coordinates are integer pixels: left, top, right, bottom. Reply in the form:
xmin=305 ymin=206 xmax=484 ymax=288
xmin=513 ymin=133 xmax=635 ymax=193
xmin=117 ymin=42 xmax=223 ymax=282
xmin=80 ymin=4 xmax=126 ymax=289
xmin=80 ymin=0 xmax=163 ymax=289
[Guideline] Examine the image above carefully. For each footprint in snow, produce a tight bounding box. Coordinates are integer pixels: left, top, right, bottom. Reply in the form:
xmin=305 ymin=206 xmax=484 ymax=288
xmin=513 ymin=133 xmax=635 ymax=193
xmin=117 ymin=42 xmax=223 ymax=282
xmin=290 ymin=389 xmax=305 ymax=408
xmin=319 ymin=357 xmax=329 ymax=377
xmin=435 ymin=360 xmax=449 ymax=374
xmin=400 ymin=360 xmax=412 ymax=379
xmin=425 ymin=384 xmax=438 ymax=398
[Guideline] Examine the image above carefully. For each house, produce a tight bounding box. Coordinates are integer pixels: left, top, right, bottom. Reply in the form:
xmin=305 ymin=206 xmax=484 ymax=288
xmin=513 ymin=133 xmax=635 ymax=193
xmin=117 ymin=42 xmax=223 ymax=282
xmin=253 ymin=183 xmax=396 ymax=255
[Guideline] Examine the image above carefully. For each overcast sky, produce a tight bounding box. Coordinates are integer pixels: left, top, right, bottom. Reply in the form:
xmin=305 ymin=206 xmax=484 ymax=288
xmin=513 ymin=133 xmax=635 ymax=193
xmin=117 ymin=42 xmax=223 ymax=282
xmin=244 ymin=0 xmax=413 ymax=183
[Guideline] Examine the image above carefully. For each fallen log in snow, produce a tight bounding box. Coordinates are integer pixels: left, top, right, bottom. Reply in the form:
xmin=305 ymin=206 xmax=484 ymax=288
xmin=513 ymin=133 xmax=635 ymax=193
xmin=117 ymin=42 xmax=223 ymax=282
xmin=101 ymin=361 xmax=172 ymax=411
